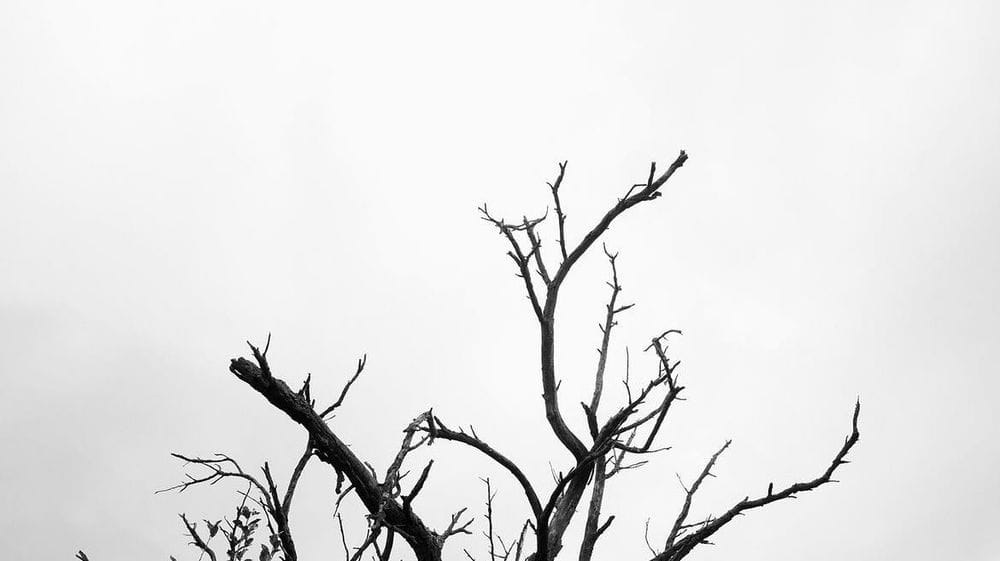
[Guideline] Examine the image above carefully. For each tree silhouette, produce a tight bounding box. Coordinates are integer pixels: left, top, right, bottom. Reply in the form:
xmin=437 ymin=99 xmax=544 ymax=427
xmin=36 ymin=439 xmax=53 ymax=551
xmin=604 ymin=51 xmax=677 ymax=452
xmin=81 ymin=151 xmax=860 ymax=561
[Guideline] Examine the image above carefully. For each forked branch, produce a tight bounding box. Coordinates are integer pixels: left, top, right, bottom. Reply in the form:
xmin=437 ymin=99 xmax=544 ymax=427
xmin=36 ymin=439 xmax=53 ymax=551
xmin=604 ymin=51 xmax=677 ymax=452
xmin=651 ymin=401 xmax=861 ymax=561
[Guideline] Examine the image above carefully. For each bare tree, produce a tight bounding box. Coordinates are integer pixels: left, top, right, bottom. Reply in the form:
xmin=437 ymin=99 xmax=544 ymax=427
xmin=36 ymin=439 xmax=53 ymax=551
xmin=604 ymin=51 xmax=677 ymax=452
xmin=81 ymin=151 xmax=860 ymax=561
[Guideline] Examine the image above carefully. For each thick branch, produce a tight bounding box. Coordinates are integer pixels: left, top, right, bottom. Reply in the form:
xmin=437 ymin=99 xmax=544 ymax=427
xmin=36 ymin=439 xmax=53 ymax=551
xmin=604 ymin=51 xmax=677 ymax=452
xmin=578 ymin=460 xmax=609 ymax=561
xmin=229 ymin=348 xmax=444 ymax=561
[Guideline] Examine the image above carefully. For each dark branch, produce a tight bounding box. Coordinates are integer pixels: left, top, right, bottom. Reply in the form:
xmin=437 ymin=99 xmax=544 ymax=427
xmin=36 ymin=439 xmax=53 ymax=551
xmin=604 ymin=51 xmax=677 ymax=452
xmin=665 ymin=441 xmax=730 ymax=549
xmin=180 ymin=513 xmax=217 ymax=561
xmin=546 ymin=161 xmax=569 ymax=261
xmin=229 ymin=346 xmax=444 ymax=561
xmin=426 ymin=416 xmax=542 ymax=518
xmin=320 ymin=355 xmax=367 ymax=419
xmin=653 ymin=401 xmax=862 ymax=561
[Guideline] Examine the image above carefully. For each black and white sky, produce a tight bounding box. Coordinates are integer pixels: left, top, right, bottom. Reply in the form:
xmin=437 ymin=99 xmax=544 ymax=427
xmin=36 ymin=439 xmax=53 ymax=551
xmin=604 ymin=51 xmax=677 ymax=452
xmin=2 ymin=1 xmax=999 ymax=560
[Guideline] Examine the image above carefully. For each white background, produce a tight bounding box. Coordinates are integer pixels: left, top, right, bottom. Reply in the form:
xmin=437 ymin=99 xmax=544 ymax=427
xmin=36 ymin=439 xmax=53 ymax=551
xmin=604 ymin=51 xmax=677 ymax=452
xmin=2 ymin=1 xmax=998 ymax=560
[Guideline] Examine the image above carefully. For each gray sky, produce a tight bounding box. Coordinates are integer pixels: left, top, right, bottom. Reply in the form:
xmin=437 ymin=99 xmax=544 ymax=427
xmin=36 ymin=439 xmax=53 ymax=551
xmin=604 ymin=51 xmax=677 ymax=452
xmin=2 ymin=1 xmax=998 ymax=560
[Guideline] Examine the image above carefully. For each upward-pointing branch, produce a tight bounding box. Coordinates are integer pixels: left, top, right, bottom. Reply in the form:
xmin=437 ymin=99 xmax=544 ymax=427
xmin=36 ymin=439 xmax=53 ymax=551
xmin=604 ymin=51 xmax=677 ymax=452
xmin=651 ymin=401 xmax=861 ymax=561
xmin=229 ymin=343 xmax=446 ymax=561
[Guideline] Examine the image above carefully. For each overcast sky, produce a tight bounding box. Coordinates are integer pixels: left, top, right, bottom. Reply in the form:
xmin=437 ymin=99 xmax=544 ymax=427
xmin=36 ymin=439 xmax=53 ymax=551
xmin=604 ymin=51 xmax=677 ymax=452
xmin=2 ymin=1 xmax=999 ymax=560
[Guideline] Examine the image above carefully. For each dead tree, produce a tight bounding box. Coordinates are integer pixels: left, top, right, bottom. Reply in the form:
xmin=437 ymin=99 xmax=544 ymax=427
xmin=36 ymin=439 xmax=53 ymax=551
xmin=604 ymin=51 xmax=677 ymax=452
xmin=84 ymin=150 xmax=860 ymax=561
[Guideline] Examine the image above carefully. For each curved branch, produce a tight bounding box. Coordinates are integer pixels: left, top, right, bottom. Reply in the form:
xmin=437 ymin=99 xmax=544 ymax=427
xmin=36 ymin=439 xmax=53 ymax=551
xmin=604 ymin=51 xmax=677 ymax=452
xmin=427 ymin=417 xmax=542 ymax=518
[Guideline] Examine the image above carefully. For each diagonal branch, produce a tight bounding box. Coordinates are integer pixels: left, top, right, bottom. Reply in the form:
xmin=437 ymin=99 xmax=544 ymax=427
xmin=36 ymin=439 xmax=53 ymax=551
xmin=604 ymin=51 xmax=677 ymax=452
xmin=525 ymin=218 xmax=552 ymax=287
xmin=480 ymin=206 xmax=547 ymax=322
xmin=652 ymin=401 xmax=861 ymax=561
xmin=180 ymin=513 xmax=218 ymax=561
xmin=229 ymin=343 xmax=445 ymax=561
xmin=439 ymin=507 xmax=475 ymax=544
xmin=548 ymin=151 xmax=687 ymax=291
xmin=320 ymin=355 xmax=367 ymax=419
xmin=282 ymin=438 xmax=314 ymax=516
xmin=664 ymin=441 xmax=730 ymax=549
xmin=403 ymin=460 xmax=434 ymax=512
xmin=263 ymin=456 xmax=307 ymax=561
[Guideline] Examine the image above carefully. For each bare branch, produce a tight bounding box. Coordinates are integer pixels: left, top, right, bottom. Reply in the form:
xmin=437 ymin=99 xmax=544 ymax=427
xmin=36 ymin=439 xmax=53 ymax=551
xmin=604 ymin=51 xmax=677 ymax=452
xmin=653 ymin=401 xmax=862 ymax=561
xmin=378 ymin=529 xmax=395 ymax=561
xmin=524 ymin=218 xmax=552 ymax=286
xmin=514 ymin=519 xmax=532 ymax=561
xmin=159 ymin=453 xmax=272 ymax=507
xmin=665 ymin=441 xmax=730 ymax=550
xmin=403 ymin=460 xmax=434 ymax=511
xmin=333 ymin=483 xmax=356 ymax=517
xmin=282 ymin=438 xmax=314 ymax=516
xmin=349 ymin=522 xmax=383 ymax=561
xmin=385 ymin=412 xmax=433 ymax=498
xmin=337 ymin=514 xmax=350 ymax=560
xmin=482 ymin=478 xmax=496 ymax=561
xmin=578 ymin=459 xmax=607 ymax=561
xmin=439 ymin=507 xmax=475 ymax=543
xmin=136 ymin=150 xmax=863 ymax=561
xmin=547 ymin=161 xmax=569 ymax=261
xmin=549 ymin=151 xmax=687 ymax=291
xmin=320 ymin=355 xmax=368 ymax=419
xmin=229 ymin=347 xmax=445 ymax=561
xmin=588 ymin=245 xmax=630 ymax=425
xmin=263 ymin=460 xmax=301 ymax=561
xmin=479 ymin=205 xmax=547 ymax=321
xmin=426 ymin=417 xmax=542 ymax=518
xmin=180 ymin=513 xmax=217 ymax=561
